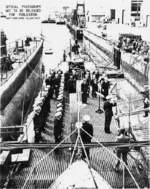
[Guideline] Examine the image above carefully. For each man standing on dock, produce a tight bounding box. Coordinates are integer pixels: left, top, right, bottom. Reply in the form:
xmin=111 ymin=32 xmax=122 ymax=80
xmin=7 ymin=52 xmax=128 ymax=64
xmin=81 ymin=115 xmax=93 ymax=159
xmin=103 ymin=95 xmax=116 ymax=134
xmin=33 ymin=106 xmax=43 ymax=142
xmin=143 ymin=87 xmax=149 ymax=117
xmin=54 ymin=73 xmax=60 ymax=98
xmin=101 ymin=76 xmax=110 ymax=100
xmin=54 ymin=112 xmax=62 ymax=143
xmin=81 ymin=79 xmax=89 ymax=104
xmin=63 ymin=50 xmax=67 ymax=61
xmin=67 ymin=75 xmax=76 ymax=93
xmin=72 ymin=40 xmax=80 ymax=55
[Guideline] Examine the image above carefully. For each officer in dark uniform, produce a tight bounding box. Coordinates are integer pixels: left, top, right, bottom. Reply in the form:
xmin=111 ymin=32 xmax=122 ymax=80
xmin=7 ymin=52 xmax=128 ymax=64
xmin=45 ymin=74 xmax=50 ymax=86
xmin=85 ymin=72 xmax=91 ymax=97
xmin=50 ymin=71 xmax=56 ymax=98
xmin=143 ymin=88 xmax=149 ymax=117
xmin=63 ymin=50 xmax=67 ymax=61
xmin=101 ymin=76 xmax=110 ymax=100
xmin=72 ymin=69 xmax=77 ymax=80
xmin=95 ymin=70 xmax=100 ymax=81
xmin=54 ymin=73 xmax=60 ymax=98
xmin=67 ymin=75 xmax=76 ymax=93
xmin=81 ymin=79 xmax=88 ymax=103
xmin=33 ymin=106 xmax=43 ymax=142
xmin=81 ymin=115 xmax=93 ymax=159
xmin=54 ymin=112 xmax=62 ymax=143
xmin=73 ymin=40 xmax=80 ymax=55
xmin=143 ymin=98 xmax=149 ymax=117
xmin=38 ymin=97 xmax=46 ymax=132
xmin=47 ymin=74 xmax=54 ymax=99
xmin=41 ymin=93 xmax=50 ymax=130
xmin=91 ymin=79 xmax=98 ymax=98
xmin=103 ymin=96 xmax=116 ymax=134
xmin=64 ymin=71 xmax=70 ymax=91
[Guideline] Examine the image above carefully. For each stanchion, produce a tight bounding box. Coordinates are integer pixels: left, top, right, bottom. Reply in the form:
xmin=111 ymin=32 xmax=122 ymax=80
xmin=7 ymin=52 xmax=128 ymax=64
xmin=95 ymin=92 xmax=103 ymax=114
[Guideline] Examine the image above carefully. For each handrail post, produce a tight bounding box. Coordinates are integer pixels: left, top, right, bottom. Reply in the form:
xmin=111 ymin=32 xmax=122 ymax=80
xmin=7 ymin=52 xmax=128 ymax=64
xmin=122 ymin=162 xmax=125 ymax=189
xmin=33 ymin=167 xmax=37 ymax=189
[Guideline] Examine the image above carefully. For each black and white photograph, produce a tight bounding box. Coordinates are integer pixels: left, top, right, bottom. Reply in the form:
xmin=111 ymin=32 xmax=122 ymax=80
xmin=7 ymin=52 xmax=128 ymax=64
xmin=0 ymin=0 xmax=149 ymax=188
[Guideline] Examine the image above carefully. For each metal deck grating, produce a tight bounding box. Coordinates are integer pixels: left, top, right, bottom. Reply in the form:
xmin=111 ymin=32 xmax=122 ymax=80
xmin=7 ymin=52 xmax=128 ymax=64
xmin=5 ymin=84 xmax=149 ymax=189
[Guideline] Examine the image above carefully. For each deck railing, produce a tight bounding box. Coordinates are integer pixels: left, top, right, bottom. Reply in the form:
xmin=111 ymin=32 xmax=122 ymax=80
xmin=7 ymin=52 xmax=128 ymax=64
xmin=6 ymin=127 xmax=147 ymax=189
xmin=1 ymin=40 xmax=39 ymax=86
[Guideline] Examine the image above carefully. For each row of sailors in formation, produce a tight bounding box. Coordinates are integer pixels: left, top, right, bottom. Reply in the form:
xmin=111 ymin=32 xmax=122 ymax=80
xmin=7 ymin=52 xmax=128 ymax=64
xmin=54 ymin=74 xmax=65 ymax=143
xmin=30 ymin=85 xmax=51 ymax=142
xmin=32 ymin=71 xmax=64 ymax=142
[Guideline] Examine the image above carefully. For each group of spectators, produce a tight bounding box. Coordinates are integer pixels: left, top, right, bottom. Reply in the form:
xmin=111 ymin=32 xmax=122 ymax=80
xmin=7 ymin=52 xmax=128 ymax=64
xmin=81 ymin=70 xmax=111 ymax=103
xmin=118 ymin=35 xmax=149 ymax=56
xmin=64 ymin=68 xmax=111 ymax=104
xmin=64 ymin=68 xmax=116 ymax=136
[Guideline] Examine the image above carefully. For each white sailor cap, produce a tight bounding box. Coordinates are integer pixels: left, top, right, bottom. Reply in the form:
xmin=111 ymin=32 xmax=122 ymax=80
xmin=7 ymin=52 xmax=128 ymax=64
xmin=60 ymin=81 xmax=64 ymax=85
xmin=37 ymin=97 xmax=44 ymax=104
xmin=59 ymin=91 xmax=63 ymax=95
xmin=34 ymin=96 xmax=41 ymax=102
xmin=42 ymin=91 xmax=48 ymax=97
xmin=57 ymin=95 xmax=63 ymax=101
xmin=83 ymin=115 xmax=90 ymax=122
xmin=59 ymin=88 xmax=63 ymax=91
xmin=57 ymin=103 xmax=63 ymax=108
xmin=59 ymin=87 xmax=64 ymax=90
xmin=34 ymin=106 xmax=41 ymax=114
xmin=44 ymin=86 xmax=49 ymax=91
xmin=102 ymin=73 xmax=106 ymax=78
xmin=105 ymin=78 xmax=109 ymax=82
xmin=75 ymin=122 xmax=82 ymax=129
xmin=56 ymin=107 xmax=63 ymax=112
xmin=106 ymin=95 xmax=113 ymax=100
xmin=46 ymin=85 xmax=50 ymax=90
xmin=55 ymin=111 xmax=62 ymax=118
xmin=33 ymin=100 xmax=43 ymax=107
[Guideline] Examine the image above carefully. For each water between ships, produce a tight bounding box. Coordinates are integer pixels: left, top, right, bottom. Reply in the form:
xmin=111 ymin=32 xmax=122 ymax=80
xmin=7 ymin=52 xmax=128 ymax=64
xmin=1 ymin=20 xmax=72 ymax=127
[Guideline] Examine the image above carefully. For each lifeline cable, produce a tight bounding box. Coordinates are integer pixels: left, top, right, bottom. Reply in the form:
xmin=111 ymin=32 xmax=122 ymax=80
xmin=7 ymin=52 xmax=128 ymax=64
xmin=81 ymin=127 xmax=140 ymax=189
xmin=22 ymin=128 xmax=78 ymax=189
